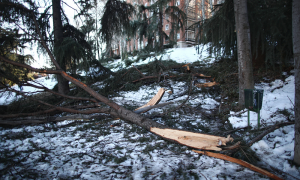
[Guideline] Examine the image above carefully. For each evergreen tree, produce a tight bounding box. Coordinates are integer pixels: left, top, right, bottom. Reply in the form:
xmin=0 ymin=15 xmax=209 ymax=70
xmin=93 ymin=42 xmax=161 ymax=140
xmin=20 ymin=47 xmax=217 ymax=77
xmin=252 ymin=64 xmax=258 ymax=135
xmin=0 ymin=0 xmax=49 ymax=87
xmin=100 ymin=0 xmax=135 ymax=56
xmin=292 ymin=0 xmax=300 ymax=166
xmin=196 ymin=0 xmax=292 ymax=69
xmin=136 ymin=0 xmax=186 ymax=51
xmin=0 ymin=28 xmax=34 ymax=86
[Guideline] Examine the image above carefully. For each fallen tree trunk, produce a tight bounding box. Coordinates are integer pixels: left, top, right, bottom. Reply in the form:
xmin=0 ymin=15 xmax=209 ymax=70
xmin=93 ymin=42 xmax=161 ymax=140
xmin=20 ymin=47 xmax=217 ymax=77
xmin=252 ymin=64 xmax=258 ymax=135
xmin=0 ymin=8 xmax=236 ymax=152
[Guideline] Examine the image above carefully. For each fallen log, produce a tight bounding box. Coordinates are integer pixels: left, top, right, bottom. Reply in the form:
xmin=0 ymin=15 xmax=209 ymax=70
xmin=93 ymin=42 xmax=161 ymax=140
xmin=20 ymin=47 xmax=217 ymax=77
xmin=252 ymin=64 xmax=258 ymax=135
xmin=193 ymin=150 xmax=283 ymax=180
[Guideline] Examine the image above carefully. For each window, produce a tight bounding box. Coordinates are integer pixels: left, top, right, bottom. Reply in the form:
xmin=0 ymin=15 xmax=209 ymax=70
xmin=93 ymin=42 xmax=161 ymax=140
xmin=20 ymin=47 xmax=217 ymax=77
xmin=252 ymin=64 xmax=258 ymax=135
xmin=177 ymin=33 xmax=180 ymax=39
xmin=176 ymin=1 xmax=180 ymax=6
xmin=165 ymin=24 xmax=169 ymax=30
xmin=165 ymin=14 xmax=169 ymax=20
xmin=145 ymin=3 xmax=147 ymax=6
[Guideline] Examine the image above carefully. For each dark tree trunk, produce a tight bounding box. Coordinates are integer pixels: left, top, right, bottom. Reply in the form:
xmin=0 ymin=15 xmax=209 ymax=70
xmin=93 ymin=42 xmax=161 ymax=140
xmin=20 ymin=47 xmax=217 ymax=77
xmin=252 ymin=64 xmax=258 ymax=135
xmin=292 ymin=0 xmax=300 ymax=166
xmin=159 ymin=6 xmax=164 ymax=50
xmin=52 ymin=0 xmax=69 ymax=95
xmin=233 ymin=0 xmax=254 ymax=108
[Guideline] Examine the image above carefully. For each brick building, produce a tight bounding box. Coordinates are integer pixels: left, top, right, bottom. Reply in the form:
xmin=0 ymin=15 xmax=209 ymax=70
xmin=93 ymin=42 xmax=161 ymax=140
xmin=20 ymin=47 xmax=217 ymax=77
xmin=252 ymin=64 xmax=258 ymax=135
xmin=111 ymin=0 xmax=223 ymax=56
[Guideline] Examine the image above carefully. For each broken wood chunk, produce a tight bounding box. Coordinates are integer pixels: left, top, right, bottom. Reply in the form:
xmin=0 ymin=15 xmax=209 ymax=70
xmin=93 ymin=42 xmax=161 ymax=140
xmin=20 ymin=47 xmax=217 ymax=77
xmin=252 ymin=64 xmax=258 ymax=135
xmin=195 ymin=81 xmax=219 ymax=88
xmin=134 ymin=88 xmax=165 ymax=113
xmin=150 ymin=127 xmax=233 ymax=151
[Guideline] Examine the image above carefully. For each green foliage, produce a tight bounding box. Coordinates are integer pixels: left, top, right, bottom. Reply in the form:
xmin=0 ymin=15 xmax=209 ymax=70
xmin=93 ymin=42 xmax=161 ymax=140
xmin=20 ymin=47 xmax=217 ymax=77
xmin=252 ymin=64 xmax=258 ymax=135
xmin=53 ymin=24 xmax=93 ymax=74
xmin=196 ymin=0 xmax=293 ymax=70
xmin=0 ymin=28 xmax=34 ymax=86
xmin=248 ymin=0 xmax=292 ymax=70
xmin=134 ymin=0 xmax=186 ymax=52
xmin=100 ymin=0 xmax=135 ymax=44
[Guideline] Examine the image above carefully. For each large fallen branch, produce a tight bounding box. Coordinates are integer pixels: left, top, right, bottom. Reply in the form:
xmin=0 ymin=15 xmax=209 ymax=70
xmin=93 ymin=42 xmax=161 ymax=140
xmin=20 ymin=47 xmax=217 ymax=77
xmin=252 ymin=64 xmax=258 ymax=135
xmin=0 ymin=7 xmax=235 ymax=152
xmin=193 ymin=150 xmax=283 ymax=180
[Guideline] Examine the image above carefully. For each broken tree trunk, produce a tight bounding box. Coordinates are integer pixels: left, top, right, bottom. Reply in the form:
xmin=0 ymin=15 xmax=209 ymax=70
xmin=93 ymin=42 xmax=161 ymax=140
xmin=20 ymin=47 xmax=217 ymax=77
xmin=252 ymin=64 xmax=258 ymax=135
xmin=0 ymin=9 xmax=236 ymax=152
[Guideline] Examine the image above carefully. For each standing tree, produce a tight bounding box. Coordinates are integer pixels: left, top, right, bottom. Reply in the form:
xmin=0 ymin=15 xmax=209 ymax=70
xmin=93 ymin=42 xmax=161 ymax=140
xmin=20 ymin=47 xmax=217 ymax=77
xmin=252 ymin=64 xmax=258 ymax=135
xmin=292 ymin=0 xmax=300 ymax=165
xmin=233 ymin=0 xmax=254 ymax=108
xmin=52 ymin=0 xmax=69 ymax=95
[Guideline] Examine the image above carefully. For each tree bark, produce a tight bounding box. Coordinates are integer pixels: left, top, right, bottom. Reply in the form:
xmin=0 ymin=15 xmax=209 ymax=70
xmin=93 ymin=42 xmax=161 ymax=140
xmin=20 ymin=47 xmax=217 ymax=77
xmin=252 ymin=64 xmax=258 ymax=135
xmin=233 ymin=0 xmax=254 ymax=108
xmin=292 ymin=0 xmax=300 ymax=166
xmin=52 ymin=0 xmax=69 ymax=95
xmin=159 ymin=5 xmax=164 ymax=50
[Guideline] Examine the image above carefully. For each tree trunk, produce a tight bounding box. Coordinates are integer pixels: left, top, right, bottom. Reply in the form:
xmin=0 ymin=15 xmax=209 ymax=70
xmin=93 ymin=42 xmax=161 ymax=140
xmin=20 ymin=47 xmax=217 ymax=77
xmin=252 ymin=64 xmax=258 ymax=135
xmin=159 ymin=5 xmax=164 ymax=50
xmin=233 ymin=0 xmax=254 ymax=108
xmin=292 ymin=0 xmax=300 ymax=166
xmin=52 ymin=0 xmax=69 ymax=95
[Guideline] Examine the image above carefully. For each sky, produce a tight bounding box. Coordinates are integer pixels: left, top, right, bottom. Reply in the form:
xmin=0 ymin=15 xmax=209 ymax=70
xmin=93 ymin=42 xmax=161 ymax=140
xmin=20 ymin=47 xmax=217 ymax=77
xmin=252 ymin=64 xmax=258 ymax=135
xmin=0 ymin=46 xmax=299 ymax=179
xmin=25 ymin=0 xmax=84 ymax=69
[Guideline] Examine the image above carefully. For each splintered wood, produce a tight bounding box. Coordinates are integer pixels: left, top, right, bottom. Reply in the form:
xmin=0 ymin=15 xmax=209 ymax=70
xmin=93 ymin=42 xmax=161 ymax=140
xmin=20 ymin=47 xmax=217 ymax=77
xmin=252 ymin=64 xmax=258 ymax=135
xmin=150 ymin=127 xmax=233 ymax=151
xmin=134 ymin=88 xmax=165 ymax=114
xmin=195 ymin=81 xmax=219 ymax=88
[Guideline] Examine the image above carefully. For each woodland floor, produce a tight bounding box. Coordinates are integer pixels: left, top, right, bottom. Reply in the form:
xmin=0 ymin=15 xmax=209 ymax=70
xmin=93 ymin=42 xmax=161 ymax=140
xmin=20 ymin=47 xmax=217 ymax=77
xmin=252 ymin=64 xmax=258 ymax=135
xmin=0 ymin=47 xmax=299 ymax=179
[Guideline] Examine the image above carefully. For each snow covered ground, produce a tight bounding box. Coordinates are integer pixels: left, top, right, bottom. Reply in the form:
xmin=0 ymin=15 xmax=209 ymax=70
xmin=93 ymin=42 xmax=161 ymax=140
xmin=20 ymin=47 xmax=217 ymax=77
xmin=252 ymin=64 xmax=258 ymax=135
xmin=107 ymin=45 xmax=215 ymax=72
xmin=0 ymin=46 xmax=299 ymax=179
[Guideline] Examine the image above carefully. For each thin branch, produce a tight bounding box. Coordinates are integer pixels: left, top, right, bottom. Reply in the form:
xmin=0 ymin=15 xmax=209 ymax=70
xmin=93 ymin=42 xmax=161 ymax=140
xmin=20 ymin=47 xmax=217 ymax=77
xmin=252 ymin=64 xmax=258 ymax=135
xmin=134 ymin=102 xmax=174 ymax=114
xmin=0 ymin=55 xmax=61 ymax=74
xmin=0 ymin=108 xmax=115 ymax=125
xmin=247 ymin=121 xmax=295 ymax=147
xmin=62 ymin=1 xmax=79 ymax=12
xmin=132 ymin=65 xmax=145 ymax=77
xmin=31 ymin=11 xmax=61 ymax=69
xmin=287 ymin=95 xmax=295 ymax=107
xmin=25 ymin=81 xmax=99 ymax=103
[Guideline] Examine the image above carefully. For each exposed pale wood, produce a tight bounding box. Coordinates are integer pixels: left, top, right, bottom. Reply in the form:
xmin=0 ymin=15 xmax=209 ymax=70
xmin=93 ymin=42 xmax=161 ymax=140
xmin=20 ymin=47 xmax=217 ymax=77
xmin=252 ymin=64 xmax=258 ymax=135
xmin=182 ymin=63 xmax=190 ymax=71
xmin=193 ymin=150 xmax=284 ymax=180
xmin=134 ymin=88 xmax=165 ymax=113
xmin=133 ymin=102 xmax=174 ymax=114
xmin=194 ymin=73 xmax=211 ymax=78
xmin=221 ymin=141 xmax=241 ymax=150
xmin=150 ymin=127 xmax=233 ymax=151
xmin=195 ymin=81 xmax=219 ymax=88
